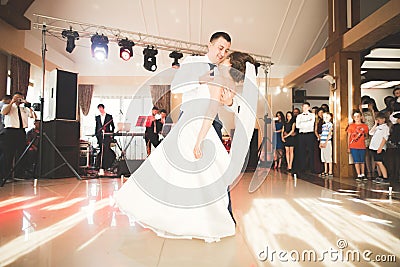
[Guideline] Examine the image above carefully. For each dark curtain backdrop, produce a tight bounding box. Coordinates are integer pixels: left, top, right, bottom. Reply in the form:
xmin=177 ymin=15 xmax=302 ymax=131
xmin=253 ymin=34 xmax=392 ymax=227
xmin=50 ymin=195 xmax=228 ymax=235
xmin=0 ymin=53 xmax=7 ymax=98
xmin=10 ymin=55 xmax=30 ymax=97
xmin=150 ymin=85 xmax=171 ymax=113
xmin=78 ymin=84 xmax=94 ymax=116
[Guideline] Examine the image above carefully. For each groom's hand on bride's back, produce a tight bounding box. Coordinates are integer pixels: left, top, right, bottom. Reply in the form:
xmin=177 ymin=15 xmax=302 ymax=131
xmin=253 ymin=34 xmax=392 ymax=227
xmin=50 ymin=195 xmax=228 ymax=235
xmin=199 ymin=70 xmax=215 ymax=84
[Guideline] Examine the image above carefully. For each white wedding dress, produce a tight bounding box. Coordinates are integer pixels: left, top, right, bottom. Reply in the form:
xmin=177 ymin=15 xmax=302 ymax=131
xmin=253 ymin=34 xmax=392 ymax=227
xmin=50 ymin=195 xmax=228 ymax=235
xmin=114 ymin=63 xmax=257 ymax=242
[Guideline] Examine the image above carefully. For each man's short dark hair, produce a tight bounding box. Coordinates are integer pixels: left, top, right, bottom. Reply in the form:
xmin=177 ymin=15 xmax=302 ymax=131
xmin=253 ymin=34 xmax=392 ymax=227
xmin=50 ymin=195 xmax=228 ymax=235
xmin=13 ymin=92 xmax=23 ymax=96
xmin=2 ymin=95 xmax=11 ymax=101
xmin=210 ymin=32 xmax=231 ymax=43
xmin=97 ymin=104 xmax=105 ymax=109
xmin=303 ymin=102 xmax=311 ymax=107
xmin=152 ymin=106 xmax=159 ymax=110
xmin=160 ymin=109 xmax=167 ymax=114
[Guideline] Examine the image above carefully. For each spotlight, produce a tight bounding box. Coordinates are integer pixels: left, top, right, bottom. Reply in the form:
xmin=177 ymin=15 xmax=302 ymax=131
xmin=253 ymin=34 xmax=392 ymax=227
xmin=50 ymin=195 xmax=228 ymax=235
xmin=169 ymin=51 xmax=183 ymax=68
xmin=61 ymin=27 xmax=79 ymax=53
xmin=143 ymin=46 xmax=158 ymax=72
xmin=91 ymin=33 xmax=109 ymax=61
xmin=118 ymin=38 xmax=135 ymax=61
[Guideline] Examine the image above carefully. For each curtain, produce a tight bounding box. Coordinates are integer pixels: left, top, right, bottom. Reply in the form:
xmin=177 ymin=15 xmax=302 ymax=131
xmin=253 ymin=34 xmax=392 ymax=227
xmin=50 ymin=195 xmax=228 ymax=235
xmin=0 ymin=53 xmax=7 ymax=98
xmin=10 ymin=55 xmax=30 ymax=97
xmin=78 ymin=84 xmax=94 ymax=116
xmin=150 ymin=85 xmax=171 ymax=113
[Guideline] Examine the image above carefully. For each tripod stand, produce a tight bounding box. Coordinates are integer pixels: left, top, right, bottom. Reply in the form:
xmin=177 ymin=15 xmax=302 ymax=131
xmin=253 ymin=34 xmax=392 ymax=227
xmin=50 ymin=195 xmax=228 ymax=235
xmin=257 ymin=114 xmax=274 ymax=167
xmin=0 ymin=24 xmax=81 ymax=187
xmin=256 ymin=64 xmax=274 ymax=168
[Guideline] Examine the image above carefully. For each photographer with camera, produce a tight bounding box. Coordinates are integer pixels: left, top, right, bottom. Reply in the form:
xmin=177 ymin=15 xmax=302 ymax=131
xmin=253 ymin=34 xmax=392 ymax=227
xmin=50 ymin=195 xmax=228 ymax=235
xmin=1 ymin=92 xmax=36 ymax=179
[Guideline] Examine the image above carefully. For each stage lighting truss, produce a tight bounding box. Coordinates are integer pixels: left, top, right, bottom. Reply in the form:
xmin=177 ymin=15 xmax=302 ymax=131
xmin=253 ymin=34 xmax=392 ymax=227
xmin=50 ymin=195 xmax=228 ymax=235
xmin=91 ymin=33 xmax=109 ymax=61
xmin=61 ymin=27 xmax=79 ymax=53
xmin=118 ymin=38 xmax=135 ymax=61
xmin=169 ymin=51 xmax=183 ymax=68
xmin=33 ymin=14 xmax=273 ymax=66
xmin=143 ymin=46 xmax=158 ymax=72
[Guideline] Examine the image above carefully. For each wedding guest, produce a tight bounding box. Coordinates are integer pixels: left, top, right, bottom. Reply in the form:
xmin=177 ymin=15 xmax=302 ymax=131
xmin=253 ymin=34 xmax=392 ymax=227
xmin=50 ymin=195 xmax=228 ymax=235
xmin=321 ymin=103 xmax=330 ymax=112
xmin=370 ymin=113 xmax=390 ymax=185
xmin=296 ymin=102 xmax=315 ymax=172
xmin=313 ymin=108 xmax=324 ymax=174
xmin=387 ymin=113 xmax=400 ymax=181
xmin=282 ymin=111 xmax=296 ymax=172
xmin=319 ymin=112 xmax=333 ymax=177
xmin=1 ymin=92 xmax=36 ymax=178
xmin=273 ymin=111 xmax=285 ymax=169
xmin=361 ymin=98 xmax=376 ymax=178
xmin=347 ymin=110 xmax=369 ymax=181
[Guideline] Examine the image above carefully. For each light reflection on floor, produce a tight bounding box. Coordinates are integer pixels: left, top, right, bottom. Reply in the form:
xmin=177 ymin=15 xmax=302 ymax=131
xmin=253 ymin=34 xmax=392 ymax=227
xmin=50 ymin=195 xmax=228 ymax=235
xmin=0 ymin=172 xmax=399 ymax=267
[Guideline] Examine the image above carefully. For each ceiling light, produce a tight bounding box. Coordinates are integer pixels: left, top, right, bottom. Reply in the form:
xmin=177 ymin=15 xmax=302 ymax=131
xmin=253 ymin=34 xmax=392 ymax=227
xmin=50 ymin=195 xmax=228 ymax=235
xmin=61 ymin=27 xmax=79 ymax=53
xmin=361 ymin=81 xmax=387 ymax=89
xmin=143 ymin=46 xmax=158 ymax=72
xmin=91 ymin=33 xmax=109 ymax=61
xmin=169 ymin=51 xmax=183 ymax=68
xmin=118 ymin=38 xmax=135 ymax=61
xmin=374 ymin=81 xmax=400 ymax=88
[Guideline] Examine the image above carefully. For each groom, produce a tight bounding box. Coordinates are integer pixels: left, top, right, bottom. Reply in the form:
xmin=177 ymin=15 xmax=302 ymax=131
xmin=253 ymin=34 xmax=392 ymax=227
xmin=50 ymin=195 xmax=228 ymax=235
xmin=171 ymin=31 xmax=236 ymax=224
xmin=171 ymin=31 xmax=232 ymax=140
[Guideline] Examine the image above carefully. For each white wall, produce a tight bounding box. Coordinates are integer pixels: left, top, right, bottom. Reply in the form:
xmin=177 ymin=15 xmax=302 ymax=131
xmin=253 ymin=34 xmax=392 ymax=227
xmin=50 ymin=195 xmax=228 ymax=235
xmin=301 ymin=78 xmax=330 ymax=108
xmin=269 ymin=86 xmax=292 ymax=115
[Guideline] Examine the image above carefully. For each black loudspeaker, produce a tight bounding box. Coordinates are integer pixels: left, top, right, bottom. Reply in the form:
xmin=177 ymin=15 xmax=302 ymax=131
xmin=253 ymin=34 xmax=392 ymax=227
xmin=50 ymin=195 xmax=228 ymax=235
xmin=117 ymin=160 xmax=144 ymax=176
xmin=42 ymin=120 xmax=80 ymax=178
xmin=245 ymin=129 xmax=259 ymax=172
xmin=56 ymin=70 xmax=77 ymax=120
xmin=293 ymin=89 xmax=306 ymax=103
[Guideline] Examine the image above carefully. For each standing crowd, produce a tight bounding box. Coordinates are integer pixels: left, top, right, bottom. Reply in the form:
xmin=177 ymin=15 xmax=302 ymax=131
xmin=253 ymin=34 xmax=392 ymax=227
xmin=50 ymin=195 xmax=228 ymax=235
xmin=272 ymin=87 xmax=400 ymax=185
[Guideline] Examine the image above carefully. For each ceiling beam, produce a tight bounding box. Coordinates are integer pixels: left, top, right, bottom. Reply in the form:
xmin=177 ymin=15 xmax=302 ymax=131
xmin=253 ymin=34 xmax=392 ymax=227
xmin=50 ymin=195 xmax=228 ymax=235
xmin=283 ymin=48 xmax=328 ymax=87
xmin=342 ymin=0 xmax=400 ymax=52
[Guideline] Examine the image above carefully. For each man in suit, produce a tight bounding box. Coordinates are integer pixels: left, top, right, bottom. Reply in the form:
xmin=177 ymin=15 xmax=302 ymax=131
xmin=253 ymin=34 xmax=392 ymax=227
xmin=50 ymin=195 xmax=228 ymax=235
xmin=145 ymin=106 xmax=161 ymax=156
xmin=95 ymin=104 xmax=115 ymax=169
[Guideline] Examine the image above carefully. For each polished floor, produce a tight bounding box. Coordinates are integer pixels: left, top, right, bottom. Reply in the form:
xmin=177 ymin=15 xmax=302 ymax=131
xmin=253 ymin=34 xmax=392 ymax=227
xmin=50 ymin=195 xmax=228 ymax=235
xmin=0 ymin=170 xmax=399 ymax=267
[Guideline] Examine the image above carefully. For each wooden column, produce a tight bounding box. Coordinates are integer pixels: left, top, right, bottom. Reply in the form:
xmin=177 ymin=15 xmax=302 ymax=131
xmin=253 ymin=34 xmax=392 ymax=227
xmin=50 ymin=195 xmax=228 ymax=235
xmin=329 ymin=52 xmax=361 ymax=178
xmin=327 ymin=0 xmax=361 ymax=178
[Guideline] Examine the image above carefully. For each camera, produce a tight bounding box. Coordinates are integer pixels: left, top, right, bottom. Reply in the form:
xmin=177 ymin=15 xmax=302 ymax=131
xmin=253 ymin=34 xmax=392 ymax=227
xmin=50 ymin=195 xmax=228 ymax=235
xmin=361 ymin=104 xmax=368 ymax=109
xmin=24 ymin=102 xmax=31 ymax=108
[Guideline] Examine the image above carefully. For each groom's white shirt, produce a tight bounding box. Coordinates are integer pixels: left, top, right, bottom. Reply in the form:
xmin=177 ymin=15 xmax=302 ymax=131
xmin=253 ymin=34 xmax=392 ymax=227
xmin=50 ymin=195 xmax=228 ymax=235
xmin=171 ymin=55 xmax=237 ymax=113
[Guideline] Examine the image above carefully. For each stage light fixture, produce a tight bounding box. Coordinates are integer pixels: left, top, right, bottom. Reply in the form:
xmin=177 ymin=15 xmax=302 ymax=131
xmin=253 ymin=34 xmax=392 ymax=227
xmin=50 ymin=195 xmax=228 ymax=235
xmin=61 ymin=27 xmax=79 ymax=53
xmin=118 ymin=38 xmax=135 ymax=61
xmin=169 ymin=51 xmax=183 ymax=68
xmin=91 ymin=33 xmax=109 ymax=61
xmin=143 ymin=46 xmax=158 ymax=72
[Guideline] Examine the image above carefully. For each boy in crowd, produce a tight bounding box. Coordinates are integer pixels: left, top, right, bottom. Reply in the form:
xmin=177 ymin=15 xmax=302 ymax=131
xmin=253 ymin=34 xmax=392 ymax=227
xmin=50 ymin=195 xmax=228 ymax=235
xmin=347 ymin=110 xmax=369 ymax=181
xmin=319 ymin=112 xmax=333 ymax=177
xmin=369 ymin=113 xmax=390 ymax=185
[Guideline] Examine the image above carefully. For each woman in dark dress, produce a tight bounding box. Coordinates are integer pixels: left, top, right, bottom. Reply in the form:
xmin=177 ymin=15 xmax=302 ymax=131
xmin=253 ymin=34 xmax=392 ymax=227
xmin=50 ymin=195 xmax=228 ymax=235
xmin=273 ymin=111 xmax=285 ymax=169
xmin=282 ymin=111 xmax=296 ymax=171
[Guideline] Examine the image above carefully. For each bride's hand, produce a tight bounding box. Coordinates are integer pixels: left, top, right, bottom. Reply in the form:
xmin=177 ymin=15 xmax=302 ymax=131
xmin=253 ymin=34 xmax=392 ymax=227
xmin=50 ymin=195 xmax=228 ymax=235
xmin=193 ymin=142 xmax=202 ymax=159
xmin=220 ymin=88 xmax=235 ymax=106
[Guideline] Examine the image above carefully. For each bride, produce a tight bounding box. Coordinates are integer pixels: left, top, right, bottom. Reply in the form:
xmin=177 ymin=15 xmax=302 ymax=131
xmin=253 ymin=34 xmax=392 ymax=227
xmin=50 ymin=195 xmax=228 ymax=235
xmin=114 ymin=52 xmax=258 ymax=242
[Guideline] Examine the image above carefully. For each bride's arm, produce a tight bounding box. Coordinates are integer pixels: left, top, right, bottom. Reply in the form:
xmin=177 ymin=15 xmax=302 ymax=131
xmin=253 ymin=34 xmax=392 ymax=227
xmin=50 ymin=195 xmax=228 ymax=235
xmin=193 ymin=85 xmax=223 ymax=159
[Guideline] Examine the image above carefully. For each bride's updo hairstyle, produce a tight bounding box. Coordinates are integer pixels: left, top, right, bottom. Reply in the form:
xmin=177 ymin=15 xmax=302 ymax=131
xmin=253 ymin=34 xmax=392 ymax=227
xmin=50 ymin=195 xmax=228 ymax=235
xmin=229 ymin=52 xmax=257 ymax=83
